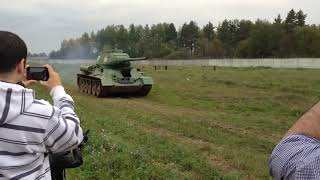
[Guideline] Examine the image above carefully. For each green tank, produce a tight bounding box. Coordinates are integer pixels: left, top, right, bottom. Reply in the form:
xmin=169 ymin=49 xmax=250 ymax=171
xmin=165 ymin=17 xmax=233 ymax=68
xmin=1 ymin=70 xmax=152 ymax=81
xmin=77 ymin=50 xmax=153 ymax=97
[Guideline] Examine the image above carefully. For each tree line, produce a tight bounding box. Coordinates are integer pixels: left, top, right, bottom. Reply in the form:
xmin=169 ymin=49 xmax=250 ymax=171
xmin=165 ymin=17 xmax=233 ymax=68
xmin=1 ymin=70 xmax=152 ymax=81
xmin=28 ymin=52 xmax=48 ymax=58
xmin=49 ymin=9 xmax=320 ymax=59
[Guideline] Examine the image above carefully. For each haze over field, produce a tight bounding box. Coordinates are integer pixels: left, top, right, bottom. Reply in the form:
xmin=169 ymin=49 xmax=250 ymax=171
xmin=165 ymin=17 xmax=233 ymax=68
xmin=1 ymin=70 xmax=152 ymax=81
xmin=1 ymin=0 xmax=319 ymax=53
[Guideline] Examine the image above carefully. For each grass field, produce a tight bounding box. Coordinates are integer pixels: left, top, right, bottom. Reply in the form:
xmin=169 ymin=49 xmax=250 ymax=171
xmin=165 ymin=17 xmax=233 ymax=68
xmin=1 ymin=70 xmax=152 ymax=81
xmin=33 ymin=66 xmax=320 ymax=179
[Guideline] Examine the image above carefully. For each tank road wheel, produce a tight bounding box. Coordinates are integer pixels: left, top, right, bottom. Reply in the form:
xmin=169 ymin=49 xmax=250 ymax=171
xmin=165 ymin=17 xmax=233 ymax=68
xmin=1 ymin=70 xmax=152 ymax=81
xmin=96 ymin=81 xmax=102 ymax=97
xmin=82 ymin=79 xmax=86 ymax=93
xmin=82 ymin=79 xmax=87 ymax=93
xmin=83 ymin=79 xmax=88 ymax=94
xmin=85 ymin=79 xmax=90 ymax=94
xmin=79 ymin=78 xmax=85 ymax=93
xmin=91 ymin=80 xmax=97 ymax=96
xmin=87 ymin=80 xmax=92 ymax=95
xmin=85 ymin=79 xmax=89 ymax=94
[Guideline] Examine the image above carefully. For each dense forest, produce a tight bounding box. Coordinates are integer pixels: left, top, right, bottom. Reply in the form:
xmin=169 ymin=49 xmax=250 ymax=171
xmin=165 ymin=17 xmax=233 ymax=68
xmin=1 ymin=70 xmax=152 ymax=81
xmin=49 ymin=9 xmax=320 ymax=59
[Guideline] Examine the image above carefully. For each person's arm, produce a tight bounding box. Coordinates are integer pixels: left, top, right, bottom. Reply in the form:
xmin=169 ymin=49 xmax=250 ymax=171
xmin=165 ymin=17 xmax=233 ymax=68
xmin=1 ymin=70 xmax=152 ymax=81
xmin=40 ymin=65 xmax=84 ymax=153
xmin=285 ymin=102 xmax=320 ymax=139
xmin=44 ymin=87 xmax=84 ymax=153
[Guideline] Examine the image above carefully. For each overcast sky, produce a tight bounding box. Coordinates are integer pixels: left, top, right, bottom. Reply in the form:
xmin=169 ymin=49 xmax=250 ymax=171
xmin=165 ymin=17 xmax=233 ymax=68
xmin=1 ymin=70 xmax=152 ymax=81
xmin=1 ymin=0 xmax=319 ymax=53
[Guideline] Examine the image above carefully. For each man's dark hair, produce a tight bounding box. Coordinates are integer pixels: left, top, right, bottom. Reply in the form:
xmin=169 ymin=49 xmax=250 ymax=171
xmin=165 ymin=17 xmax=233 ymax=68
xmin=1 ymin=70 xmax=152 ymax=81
xmin=0 ymin=31 xmax=27 ymax=73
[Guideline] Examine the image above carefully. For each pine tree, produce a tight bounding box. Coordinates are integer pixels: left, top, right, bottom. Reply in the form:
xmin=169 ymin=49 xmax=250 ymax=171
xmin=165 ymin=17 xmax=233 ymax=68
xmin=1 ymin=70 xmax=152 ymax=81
xmin=203 ymin=22 xmax=215 ymax=40
xmin=285 ymin=9 xmax=296 ymax=25
xmin=129 ymin=24 xmax=138 ymax=43
xmin=285 ymin=9 xmax=297 ymax=32
xmin=274 ymin=14 xmax=282 ymax=24
xmin=296 ymin=10 xmax=307 ymax=26
xmin=179 ymin=21 xmax=200 ymax=52
xmin=165 ymin=23 xmax=178 ymax=42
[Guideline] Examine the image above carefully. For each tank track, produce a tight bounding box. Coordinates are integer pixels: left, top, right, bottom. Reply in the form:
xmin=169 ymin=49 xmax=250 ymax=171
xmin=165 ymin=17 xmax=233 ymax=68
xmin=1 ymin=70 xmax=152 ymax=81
xmin=77 ymin=75 xmax=109 ymax=97
xmin=77 ymin=74 xmax=152 ymax=97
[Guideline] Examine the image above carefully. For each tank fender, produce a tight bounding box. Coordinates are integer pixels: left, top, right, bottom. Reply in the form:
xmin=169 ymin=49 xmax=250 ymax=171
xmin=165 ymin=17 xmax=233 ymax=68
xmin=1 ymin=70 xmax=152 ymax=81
xmin=140 ymin=77 xmax=154 ymax=85
xmin=80 ymin=65 xmax=94 ymax=73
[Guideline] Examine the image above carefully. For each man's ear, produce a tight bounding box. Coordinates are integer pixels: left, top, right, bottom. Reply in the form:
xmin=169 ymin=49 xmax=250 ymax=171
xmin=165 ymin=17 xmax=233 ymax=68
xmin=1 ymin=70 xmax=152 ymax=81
xmin=16 ymin=58 xmax=26 ymax=74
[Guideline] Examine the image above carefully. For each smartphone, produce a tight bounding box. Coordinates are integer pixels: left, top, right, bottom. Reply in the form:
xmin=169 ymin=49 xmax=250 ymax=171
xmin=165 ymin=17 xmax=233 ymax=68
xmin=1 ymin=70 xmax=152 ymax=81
xmin=26 ymin=67 xmax=49 ymax=81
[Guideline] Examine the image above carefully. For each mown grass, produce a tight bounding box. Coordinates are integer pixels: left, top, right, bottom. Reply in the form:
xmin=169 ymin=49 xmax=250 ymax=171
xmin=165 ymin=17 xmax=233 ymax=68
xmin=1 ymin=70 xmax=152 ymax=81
xmin=32 ymin=66 xmax=320 ymax=179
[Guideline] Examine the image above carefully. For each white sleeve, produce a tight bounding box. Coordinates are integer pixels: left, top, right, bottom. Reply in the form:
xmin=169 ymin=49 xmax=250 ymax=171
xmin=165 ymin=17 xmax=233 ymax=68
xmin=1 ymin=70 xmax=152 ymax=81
xmin=44 ymin=86 xmax=84 ymax=153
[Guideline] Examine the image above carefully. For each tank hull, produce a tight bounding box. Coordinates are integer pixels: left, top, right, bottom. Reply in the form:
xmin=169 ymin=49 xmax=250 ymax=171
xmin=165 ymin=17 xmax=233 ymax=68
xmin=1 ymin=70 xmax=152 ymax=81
xmin=77 ymin=74 xmax=152 ymax=97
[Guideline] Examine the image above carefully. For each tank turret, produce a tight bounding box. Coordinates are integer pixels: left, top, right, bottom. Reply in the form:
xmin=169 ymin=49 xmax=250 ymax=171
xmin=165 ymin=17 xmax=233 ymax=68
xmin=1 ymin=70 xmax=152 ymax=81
xmin=96 ymin=51 xmax=147 ymax=68
xmin=77 ymin=50 xmax=153 ymax=97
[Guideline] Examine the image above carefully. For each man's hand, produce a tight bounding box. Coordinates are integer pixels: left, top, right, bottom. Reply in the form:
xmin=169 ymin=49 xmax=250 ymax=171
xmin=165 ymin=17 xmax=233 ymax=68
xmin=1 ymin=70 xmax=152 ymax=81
xmin=39 ymin=64 xmax=62 ymax=91
xmin=21 ymin=64 xmax=37 ymax=87
xmin=21 ymin=80 xmax=37 ymax=87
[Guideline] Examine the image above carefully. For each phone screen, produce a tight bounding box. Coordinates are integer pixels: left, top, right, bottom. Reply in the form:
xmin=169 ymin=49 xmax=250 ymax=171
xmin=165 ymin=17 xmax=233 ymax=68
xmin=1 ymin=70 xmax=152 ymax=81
xmin=27 ymin=67 xmax=49 ymax=81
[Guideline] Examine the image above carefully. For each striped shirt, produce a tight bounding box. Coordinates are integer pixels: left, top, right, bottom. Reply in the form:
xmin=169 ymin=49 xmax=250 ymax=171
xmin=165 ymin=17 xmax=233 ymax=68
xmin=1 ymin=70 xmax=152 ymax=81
xmin=269 ymin=134 xmax=320 ymax=179
xmin=0 ymin=82 xmax=83 ymax=180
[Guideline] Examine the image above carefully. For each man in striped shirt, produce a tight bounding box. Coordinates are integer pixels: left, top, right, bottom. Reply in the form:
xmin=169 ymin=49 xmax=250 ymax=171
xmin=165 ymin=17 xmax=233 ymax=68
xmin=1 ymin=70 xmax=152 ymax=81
xmin=269 ymin=100 xmax=320 ymax=179
xmin=0 ymin=31 xmax=84 ymax=179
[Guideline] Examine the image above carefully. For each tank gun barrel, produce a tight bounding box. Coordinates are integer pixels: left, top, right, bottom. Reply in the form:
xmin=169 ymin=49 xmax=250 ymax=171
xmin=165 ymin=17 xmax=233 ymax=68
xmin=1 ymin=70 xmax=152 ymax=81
xmin=123 ymin=57 xmax=147 ymax=61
